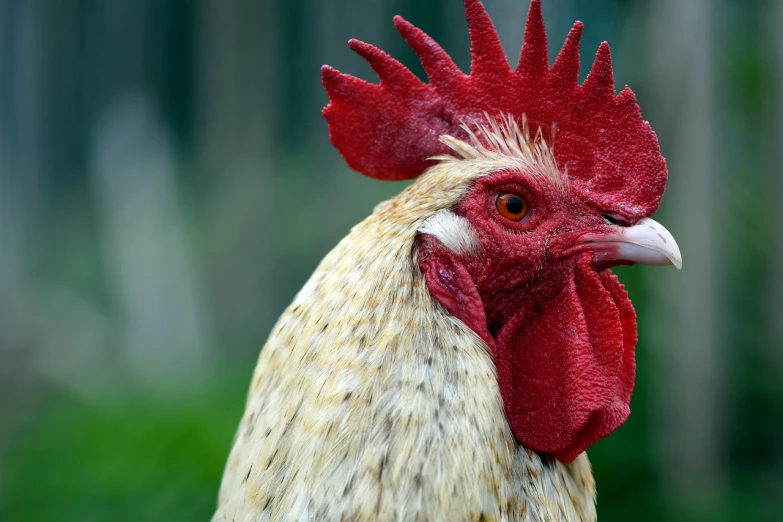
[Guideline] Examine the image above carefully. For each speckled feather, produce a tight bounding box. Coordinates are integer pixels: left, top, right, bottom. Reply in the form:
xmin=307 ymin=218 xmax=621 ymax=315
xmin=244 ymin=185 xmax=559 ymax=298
xmin=213 ymin=131 xmax=596 ymax=522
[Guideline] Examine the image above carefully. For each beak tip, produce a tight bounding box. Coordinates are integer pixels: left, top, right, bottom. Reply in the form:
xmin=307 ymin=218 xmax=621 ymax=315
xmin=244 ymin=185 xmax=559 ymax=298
xmin=668 ymin=240 xmax=683 ymax=271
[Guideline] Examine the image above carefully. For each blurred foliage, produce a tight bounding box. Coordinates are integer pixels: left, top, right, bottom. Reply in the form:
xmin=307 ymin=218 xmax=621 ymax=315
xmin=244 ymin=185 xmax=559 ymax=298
xmin=0 ymin=373 xmax=249 ymax=521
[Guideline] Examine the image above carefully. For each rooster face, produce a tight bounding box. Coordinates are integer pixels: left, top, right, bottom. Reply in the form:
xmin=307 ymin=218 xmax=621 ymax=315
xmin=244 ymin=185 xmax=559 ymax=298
xmin=418 ymin=121 xmax=681 ymax=464
xmin=452 ymin=155 xmax=680 ymax=326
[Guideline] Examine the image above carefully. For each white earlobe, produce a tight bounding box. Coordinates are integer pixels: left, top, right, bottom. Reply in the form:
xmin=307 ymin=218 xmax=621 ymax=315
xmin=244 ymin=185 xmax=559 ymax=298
xmin=419 ymin=210 xmax=481 ymax=257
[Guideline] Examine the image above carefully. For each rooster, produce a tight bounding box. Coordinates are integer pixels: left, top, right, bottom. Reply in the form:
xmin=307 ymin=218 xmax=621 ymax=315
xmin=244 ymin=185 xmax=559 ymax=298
xmin=213 ymin=1 xmax=681 ymax=521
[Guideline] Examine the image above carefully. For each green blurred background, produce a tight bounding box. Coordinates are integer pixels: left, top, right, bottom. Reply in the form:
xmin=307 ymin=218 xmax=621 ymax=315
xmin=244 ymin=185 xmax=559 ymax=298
xmin=0 ymin=0 xmax=781 ymax=520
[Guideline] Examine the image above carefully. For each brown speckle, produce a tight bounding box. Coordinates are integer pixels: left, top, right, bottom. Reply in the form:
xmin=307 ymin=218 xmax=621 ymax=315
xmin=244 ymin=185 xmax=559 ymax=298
xmin=343 ymin=475 xmax=356 ymax=497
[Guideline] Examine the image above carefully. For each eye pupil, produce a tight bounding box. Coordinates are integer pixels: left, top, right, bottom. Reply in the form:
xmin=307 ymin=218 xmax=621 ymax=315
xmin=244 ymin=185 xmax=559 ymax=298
xmin=505 ymin=197 xmax=524 ymax=215
xmin=496 ymin=192 xmax=530 ymax=222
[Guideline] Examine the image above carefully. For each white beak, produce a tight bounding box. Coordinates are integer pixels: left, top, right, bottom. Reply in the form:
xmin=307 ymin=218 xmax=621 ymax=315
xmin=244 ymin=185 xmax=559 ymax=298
xmin=581 ymin=217 xmax=682 ymax=270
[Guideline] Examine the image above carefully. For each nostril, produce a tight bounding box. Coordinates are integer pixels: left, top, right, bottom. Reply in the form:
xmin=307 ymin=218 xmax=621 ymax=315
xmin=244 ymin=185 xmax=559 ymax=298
xmin=603 ymin=214 xmax=630 ymax=227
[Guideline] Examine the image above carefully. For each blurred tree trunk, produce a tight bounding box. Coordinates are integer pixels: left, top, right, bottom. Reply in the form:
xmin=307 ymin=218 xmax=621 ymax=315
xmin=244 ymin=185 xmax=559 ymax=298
xmin=0 ymin=0 xmax=21 ymax=327
xmin=0 ymin=0 xmax=17 ymax=466
xmin=0 ymin=0 xmax=46 ymax=474
xmin=765 ymin=0 xmax=783 ymax=487
xmin=92 ymin=95 xmax=211 ymax=381
xmin=647 ymin=0 xmax=725 ymax=510
xmin=0 ymin=0 xmax=44 ymax=310
xmin=195 ymin=0 xmax=279 ymax=346
xmin=767 ymin=0 xmax=783 ymax=379
xmin=196 ymin=0 xmax=276 ymax=180
xmin=88 ymin=1 xmax=210 ymax=380
xmin=0 ymin=0 xmax=46 ymax=392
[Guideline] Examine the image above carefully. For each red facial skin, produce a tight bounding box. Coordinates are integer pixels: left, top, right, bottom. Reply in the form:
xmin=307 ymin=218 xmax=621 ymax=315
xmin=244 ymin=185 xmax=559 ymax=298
xmin=419 ymin=169 xmax=638 ymax=464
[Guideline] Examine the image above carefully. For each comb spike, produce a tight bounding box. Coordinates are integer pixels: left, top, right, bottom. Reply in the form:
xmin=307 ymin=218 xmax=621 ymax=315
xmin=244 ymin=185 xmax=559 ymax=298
xmin=464 ymin=0 xmax=511 ymax=76
xmin=550 ymin=21 xmax=583 ymax=88
xmin=348 ymin=39 xmax=423 ymax=90
xmin=393 ymin=16 xmax=462 ymax=88
xmin=616 ymin=85 xmax=638 ymax=106
xmin=516 ymin=0 xmax=548 ymax=77
xmin=321 ymin=65 xmax=374 ymax=102
xmin=582 ymin=41 xmax=615 ymax=98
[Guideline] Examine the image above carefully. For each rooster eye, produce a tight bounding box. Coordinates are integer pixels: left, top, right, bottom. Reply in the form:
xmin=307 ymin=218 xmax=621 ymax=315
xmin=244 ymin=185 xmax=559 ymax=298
xmin=496 ymin=192 xmax=530 ymax=222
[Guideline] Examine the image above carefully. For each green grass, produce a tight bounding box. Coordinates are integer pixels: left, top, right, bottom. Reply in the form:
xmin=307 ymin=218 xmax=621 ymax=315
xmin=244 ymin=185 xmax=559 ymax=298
xmin=0 ymin=377 xmax=246 ymax=522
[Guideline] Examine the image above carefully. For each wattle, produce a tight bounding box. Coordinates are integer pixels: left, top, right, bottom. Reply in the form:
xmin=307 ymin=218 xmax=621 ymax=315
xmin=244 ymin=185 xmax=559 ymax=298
xmin=420 ymin=242 xmax=638 ymax=463
xmin=495 ymin=255 xmax=637 ymax=463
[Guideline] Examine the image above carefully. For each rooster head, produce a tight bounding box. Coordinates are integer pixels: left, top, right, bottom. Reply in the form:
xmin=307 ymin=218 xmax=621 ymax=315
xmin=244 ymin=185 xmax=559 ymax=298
xmin=321 ymin=0 xmax=681 ymax=464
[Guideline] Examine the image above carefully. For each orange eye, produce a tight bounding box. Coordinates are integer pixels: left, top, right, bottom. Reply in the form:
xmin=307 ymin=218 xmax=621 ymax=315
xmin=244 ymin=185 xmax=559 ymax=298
xmin=496 ymin=192 xmax=530 ymax=221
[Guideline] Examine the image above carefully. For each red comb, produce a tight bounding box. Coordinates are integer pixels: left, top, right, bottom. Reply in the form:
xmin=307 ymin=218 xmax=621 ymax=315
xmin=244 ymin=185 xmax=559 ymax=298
xmin=322 ymin=0 xmax=667 ymax=218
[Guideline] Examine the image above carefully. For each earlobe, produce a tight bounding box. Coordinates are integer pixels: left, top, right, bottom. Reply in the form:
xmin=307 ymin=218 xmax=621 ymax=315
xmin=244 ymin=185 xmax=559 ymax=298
xmin=418 ymin=210 xmax=481 ymax=257
xmin=418 ymin=235 xmax=494 ymax=350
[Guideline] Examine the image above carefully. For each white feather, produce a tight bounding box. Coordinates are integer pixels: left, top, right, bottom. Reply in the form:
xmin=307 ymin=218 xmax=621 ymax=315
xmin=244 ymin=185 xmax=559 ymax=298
xmin=418 ymin=210 xmax=480 ymax=256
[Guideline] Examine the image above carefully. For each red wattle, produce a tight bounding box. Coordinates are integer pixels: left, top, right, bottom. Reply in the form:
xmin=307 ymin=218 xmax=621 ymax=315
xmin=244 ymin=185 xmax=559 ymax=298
xmin=557 ymin=270 xmax=637 ymax=462
xmin=495 ymin=256 xmax=622 ymax=461
xmin=420 ymin=243 xmax=638 ymax=464
xmin=553 ymin=270 xmax=637 ymax=462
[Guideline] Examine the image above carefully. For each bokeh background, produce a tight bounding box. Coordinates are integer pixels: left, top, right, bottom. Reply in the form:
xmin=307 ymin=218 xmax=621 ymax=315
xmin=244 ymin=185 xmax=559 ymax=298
xmin=0 ymin=0 xmax=780 ymax=520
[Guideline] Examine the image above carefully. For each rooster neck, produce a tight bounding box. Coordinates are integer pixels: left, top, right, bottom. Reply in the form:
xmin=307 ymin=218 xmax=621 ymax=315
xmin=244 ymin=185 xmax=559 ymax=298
xmin=215 ymin=185 xmax=596 ymax=521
